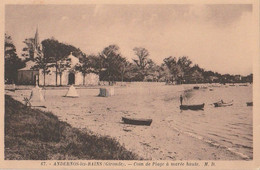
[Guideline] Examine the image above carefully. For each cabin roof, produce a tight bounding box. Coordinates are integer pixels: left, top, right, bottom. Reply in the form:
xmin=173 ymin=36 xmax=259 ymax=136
xmin=19 ymin=60 xmax=36 ymax=71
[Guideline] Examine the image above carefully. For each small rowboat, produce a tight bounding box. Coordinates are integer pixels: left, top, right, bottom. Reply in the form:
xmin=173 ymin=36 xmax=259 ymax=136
xmin=212 ymin=85 xmax=221 ymax=87
xmin=122 ymin=117 xmax=152 ymax=126
xmin=246 ymin=102 xmax=253 ymax=106
xmin=193 ymin=86 xmax=200 ymax=90
xmin=213 ymin=100 xmax=233 ymax=107
xmin=180 ymin=103 xmax=205 ymax=110
xmin=239 ymin=84 xmax=248 ymax=86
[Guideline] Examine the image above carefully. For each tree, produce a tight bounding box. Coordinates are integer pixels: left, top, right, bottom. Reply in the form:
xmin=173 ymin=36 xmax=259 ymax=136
xmin=133 ymin=47 xmax=149 ymax=69
xmin=5 ymin=33 xmax=25 ymax=83
xmin=41 ymin=38 xmax=86 ymax=86
xmin=108 ymin=53 xmax=127 ymax=82
xmin=57 ymin=58 xmax=71 ymax=86
xmin=185 ymin=64 xmax=204 ymax=83
xmin=42 ymin=38 xmax=85 ymax=62
xmin=177 ymin=56 xmax=192 ymax=82
xmin=132 ymin=47 xmax=150 ymax=80
xmin=246 ymin=73 xmax=253 ymax=83
xmin=203 ymin=70 xmax=216 ymax=83
xmin=145 ymin=59 xmax=160 ymax=82
xmin=100 ymin=44 xmax=127 ymax=84
xmin=22 ymin=38 xmax=36 ymax=60
xmin=118 ymin=58 xmax=128 ymax=82
xmin=90 ymin=53 xmax=105 ymax=78
xmin=123 ymin=62 xmax=139 ymax=81
xmin=163 ymin=56 xmax=183 ymax=83
xmin=31 ymin=48 xmax=51 ymax=86
xmin=75 ymin=55 xmax=97 ymax=85
xmin=158 ymin=64 xmax=171 ymax=82
xmin=189 ymin=69 xmax=204 ymax=83
xmin=41 ymin=38 xmax=62 ymax=86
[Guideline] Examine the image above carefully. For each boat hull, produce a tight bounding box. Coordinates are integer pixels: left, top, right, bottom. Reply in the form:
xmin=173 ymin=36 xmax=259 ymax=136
xmin=122 ymin=117 xmax=152 ymax=126
xmin=180 ymin=103 xmax=205 ymax=110
xmin=213 ymin=102 xmax=233 ymax=107
xmin=193 ymin=86 xmax=200 ymax=90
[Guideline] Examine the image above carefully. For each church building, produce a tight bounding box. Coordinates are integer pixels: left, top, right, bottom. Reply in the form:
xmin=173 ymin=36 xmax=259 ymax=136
xmin=17 ymin=28 xmax=99 ymax=86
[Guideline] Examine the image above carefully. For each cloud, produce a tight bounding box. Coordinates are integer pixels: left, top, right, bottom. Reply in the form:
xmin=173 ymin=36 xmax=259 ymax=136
xmin=5 ymin=4 xmax=253 ymax=75
xmin=206 ymin=4 xmax=252 ymax=26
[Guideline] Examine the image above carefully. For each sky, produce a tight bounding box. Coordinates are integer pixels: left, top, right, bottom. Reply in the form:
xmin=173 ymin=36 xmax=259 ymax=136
xmin=5 ymin=4 xmax=253 ymax=75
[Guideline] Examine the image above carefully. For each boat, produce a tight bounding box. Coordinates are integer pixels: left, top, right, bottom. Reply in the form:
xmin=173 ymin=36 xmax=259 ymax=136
xmin=193 ymin=86 xmax=200 ymax=90
xmin=246 ymin=102 xmax=253 ymax=106
xmin=180 ymin=103 xmax=205 ymax=110
xmin=122 ymin=117 xmax=152 ymax=126
xmin=212 ymin=85 xmax=221 ymax=87
xmin=213 ymin=100 xmax=233 ymax=107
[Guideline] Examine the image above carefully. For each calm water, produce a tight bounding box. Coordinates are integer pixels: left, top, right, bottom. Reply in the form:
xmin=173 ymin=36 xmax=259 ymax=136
xmin=116 ymin=82 xmax=253 ymax=159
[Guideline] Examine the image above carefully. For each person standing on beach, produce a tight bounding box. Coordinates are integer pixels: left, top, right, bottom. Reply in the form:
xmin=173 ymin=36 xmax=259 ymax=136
xmin=180 ymin=95 xmax=183 ymax=105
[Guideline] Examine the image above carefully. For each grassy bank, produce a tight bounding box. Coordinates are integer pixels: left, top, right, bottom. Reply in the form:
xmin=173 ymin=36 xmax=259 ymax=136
xmin=4 ymin=95 xmax=139 ymax=160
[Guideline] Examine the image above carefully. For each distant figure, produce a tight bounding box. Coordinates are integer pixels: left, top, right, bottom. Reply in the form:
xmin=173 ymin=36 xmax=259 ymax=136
xmin=180 ymin=95 xmax=183 ymax=105
xmin=36 ymin=75 xmax=39 ymax=87
xmin=12 ymin=80 xmax=15 ymax=92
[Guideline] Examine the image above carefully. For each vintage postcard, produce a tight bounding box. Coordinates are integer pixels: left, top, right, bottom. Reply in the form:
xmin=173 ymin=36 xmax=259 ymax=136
xmin=0 ymin=0 xmax=259 ymax=169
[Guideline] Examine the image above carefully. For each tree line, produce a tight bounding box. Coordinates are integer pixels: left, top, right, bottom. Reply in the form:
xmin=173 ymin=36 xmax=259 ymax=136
xmin=5 ymin=33 xmax=253 ymax=85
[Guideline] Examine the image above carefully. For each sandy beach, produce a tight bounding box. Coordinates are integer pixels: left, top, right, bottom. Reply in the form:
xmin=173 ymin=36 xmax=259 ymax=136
xmin=6 ymin=82 xmax=252 ymax=160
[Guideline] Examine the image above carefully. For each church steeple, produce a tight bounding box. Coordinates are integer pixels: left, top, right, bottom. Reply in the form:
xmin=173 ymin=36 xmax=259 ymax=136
xmin=33 ymin=26 xmax=41 ymax=59
xmin=34 ymin=26 xmax=40 ymax=51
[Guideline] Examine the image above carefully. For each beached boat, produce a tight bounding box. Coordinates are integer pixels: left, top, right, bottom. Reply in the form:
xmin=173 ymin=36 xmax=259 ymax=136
xmin=239 ymin=84 xmax=248 ymax=86
xmin=213 ymin=101 xmax=233 ymax=107
xmin=193 ymin=86 xmax=200 ymax=90
xmin=122 ymin=117 xmax=152 ymax=126
xmin=180 ymin=103 xmax=205 ymax=110
xmin=246 ymin=102 xmax=253 ymax=106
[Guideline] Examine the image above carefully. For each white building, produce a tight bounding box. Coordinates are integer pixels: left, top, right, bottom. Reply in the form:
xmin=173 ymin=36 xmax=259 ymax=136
xmin=38 ymin=52 xmax=99 ymax=86
xmin=17 ymin=28 xmax=99 ymax=86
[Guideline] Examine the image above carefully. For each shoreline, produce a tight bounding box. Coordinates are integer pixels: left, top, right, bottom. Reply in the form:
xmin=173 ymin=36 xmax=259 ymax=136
xmin=5 ymin=84 xmax=252 ymax=160
xmin=4 ymin=94 xmax=140 ymax=160
xmin=4 ymin=82 xmax=250 ymax=90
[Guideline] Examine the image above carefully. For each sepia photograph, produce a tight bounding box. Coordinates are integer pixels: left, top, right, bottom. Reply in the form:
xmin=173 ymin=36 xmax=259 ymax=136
xmin=1 ymin=0 xmax=259 ymax=169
